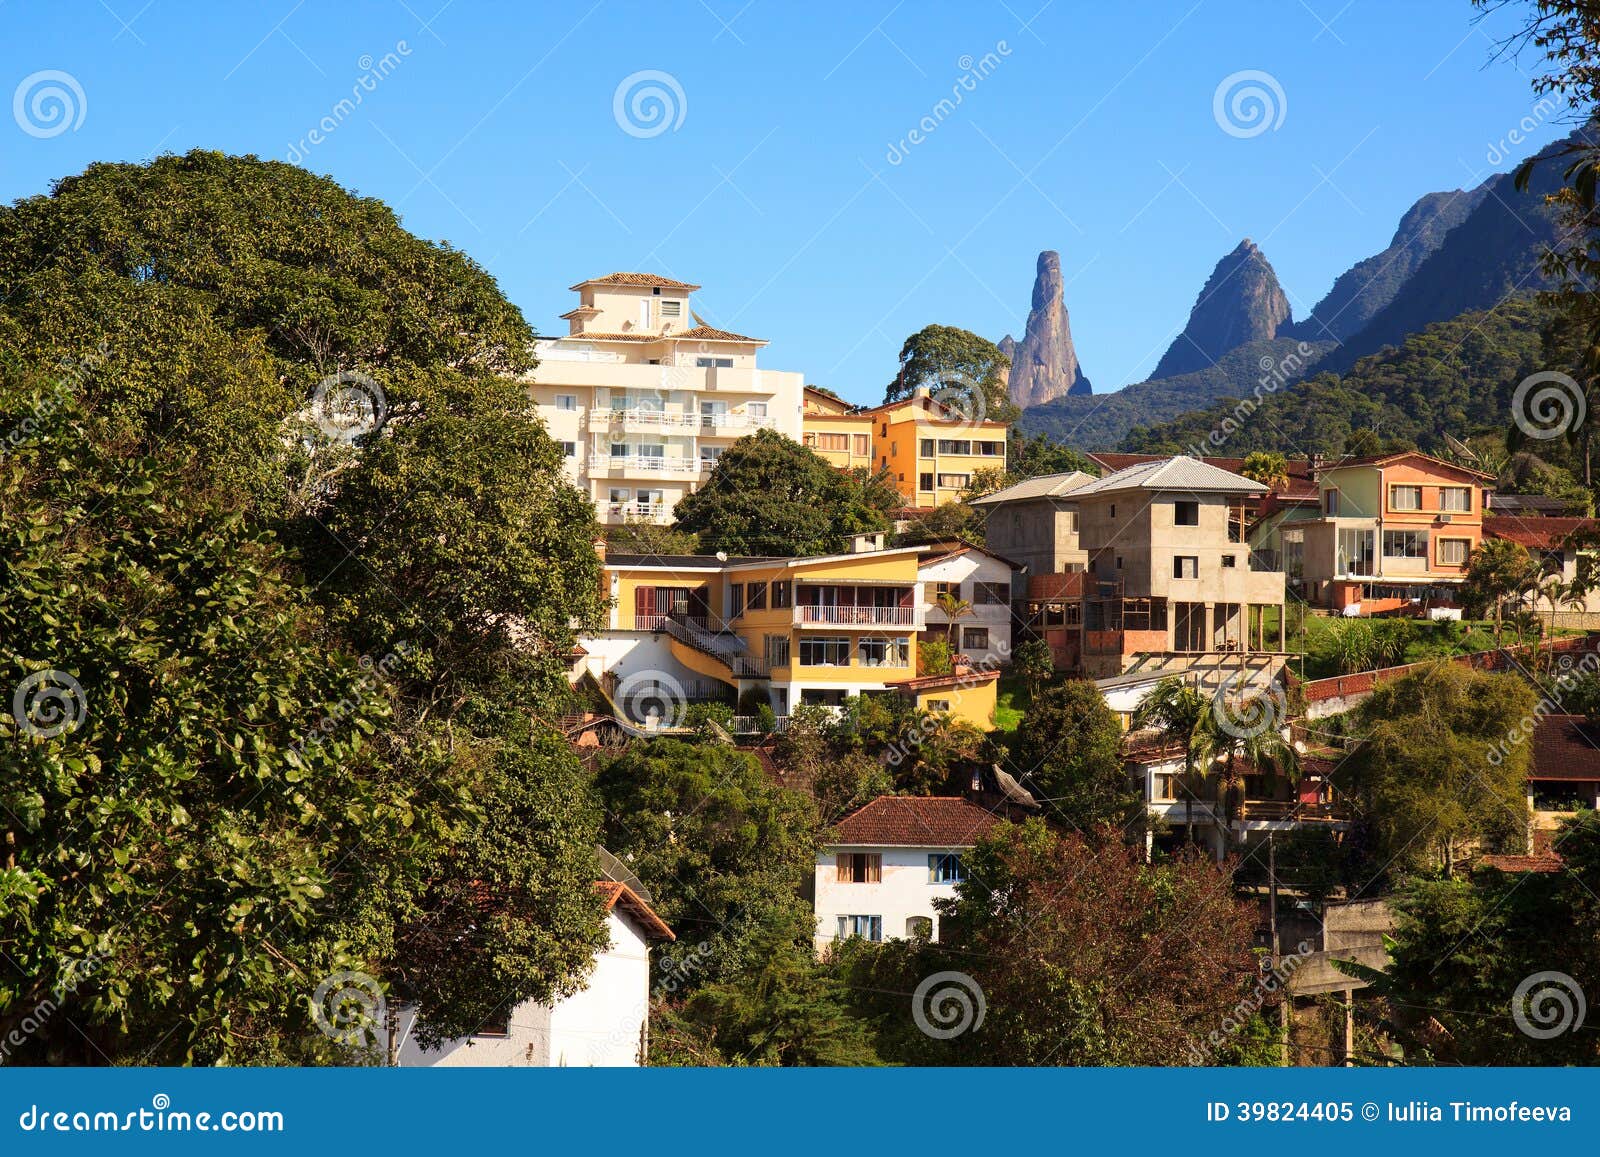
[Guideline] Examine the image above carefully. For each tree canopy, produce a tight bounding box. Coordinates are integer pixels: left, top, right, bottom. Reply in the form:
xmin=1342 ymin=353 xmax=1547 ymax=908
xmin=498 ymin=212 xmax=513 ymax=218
xmin=885 ymin=324 xmax=1018 ymax=424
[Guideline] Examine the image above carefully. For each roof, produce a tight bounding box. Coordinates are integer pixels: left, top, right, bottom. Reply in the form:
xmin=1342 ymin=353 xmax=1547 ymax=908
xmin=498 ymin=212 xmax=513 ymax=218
xmin=856 ymin=393 xmax=1010 ymax=428
xmin=1089 ymin=453 xmax=1316 ymax=498
xmin=605 ymin=553 xmax=781 ymax=569
xmin=1069 ymin=455 xmax=1267 ymax=498
xmin=969 ymin=470 xmax=1094 ymax=505
xmin=558 ymin=325 xmax=766 ymax=344
xmin=1315 ymin=450 xmax=1494 ymax=482
xmin=595 ymin=881 xmax=675 ymax=941
xmin=828 ymin=796 xmax=1003 ymax=847
xmin=1491 ymin=494 xmax=1579 ymax=515
xmin=1531 ymin=715 xmax=1600 ymax=781
xmin=1475 ymin=852 xmax=1564 ymax=874
xmin=570 ymin=272 xmax=701 ymax=291
xmin=915 ymin=539 xmax=1025 ymax=571
xmin=1483 ymin=517 xmax=1598 ymax=551
xmin=892 ymin=668 xmax=1002 ymax=693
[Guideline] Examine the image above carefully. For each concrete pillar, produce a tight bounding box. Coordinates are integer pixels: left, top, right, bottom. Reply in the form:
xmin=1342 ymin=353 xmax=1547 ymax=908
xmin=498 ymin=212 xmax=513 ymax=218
xmin=1342 ymin=987 xmax=1355 ymax=1066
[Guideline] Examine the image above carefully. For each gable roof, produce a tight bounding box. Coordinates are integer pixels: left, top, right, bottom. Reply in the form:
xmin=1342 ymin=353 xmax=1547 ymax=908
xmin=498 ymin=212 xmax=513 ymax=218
xmin=968 ymin=470 xmax=1095 ymax=505
xmin=595 ymin=881 xmax=675 ymax=941
xmin=1089 ymin=453 xmax=1316 ymax=498
xmin=915 ymin=539 xmax=1025 ymax=571
xmin=1069 ymin=455 xmax=1266 ymax=498
xmin=1315 ymin=450 xmax=1494 ymax=482
xmin=570 ymin=272 xmax=701 ymax=291
xmin=1531 ymin=714 xmax=1600 ymax=781
xmin=1483 ymin=517 xmax=1599 ymax=551
xmin=828 ymin=795 xmax=1003 ymax=847
xmin=559 ymin=325 xmax=766 ymax=345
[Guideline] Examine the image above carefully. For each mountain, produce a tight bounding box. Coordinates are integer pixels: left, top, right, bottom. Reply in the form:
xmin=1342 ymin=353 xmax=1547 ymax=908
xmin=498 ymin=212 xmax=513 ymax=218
xmin=1118 ymin=297 xmax=1554 ymax=457
xmin=1000 ymin=250 xmax=1091 ymax=407
xmin=1287 ymin=185 xmax=1489 ymax=343
xmin=1150 ymin=239 xmax=1293 ymax=380
xmin=1017 ymin=335 xmax=1333 ymax=451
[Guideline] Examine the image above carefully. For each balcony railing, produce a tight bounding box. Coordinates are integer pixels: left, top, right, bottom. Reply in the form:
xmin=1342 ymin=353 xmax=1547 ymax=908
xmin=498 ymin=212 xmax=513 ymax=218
xmin=795 ymin=605 xmax=916 ymax=626
xmin=606 ymin=502 xmax=669 ymax=520
xmin=600 ymin=408 xmax=777 ymax=431
xmin=597 ymin=456 xmax=705 ymax=475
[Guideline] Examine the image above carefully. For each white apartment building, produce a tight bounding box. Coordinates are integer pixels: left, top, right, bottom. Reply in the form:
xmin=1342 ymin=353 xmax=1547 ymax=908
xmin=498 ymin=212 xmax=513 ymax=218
xmin=528 ymin=272 xmax=805 ymax=525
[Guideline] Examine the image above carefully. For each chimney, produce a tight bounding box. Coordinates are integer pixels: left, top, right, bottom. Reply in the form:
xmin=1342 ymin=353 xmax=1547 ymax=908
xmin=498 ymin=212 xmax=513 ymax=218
xmin=593 ymin=537 xmax=608 ymax=564
xmin=850 ymin=532 xmax=886 ymax=554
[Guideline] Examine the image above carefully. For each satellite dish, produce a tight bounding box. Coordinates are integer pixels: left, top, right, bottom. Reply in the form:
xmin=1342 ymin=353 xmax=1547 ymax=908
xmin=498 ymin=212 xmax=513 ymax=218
xmin=692 ymin=308 xmax=712 ymax=329
xmin=716 ymin=550 xmax=728 ymax=561
xmin=1442 ymin=432 xmax=1480 ymax=465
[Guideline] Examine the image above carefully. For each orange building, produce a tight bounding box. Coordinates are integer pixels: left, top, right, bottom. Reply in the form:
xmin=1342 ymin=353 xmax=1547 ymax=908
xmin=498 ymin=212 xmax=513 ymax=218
xmin=800 ymin=386 xmax=875 ymax=470
xmin=858 ymin=390 xmax=1009 ymax=510
xmin=1299 ymin=451 xmax=1494 ymax=615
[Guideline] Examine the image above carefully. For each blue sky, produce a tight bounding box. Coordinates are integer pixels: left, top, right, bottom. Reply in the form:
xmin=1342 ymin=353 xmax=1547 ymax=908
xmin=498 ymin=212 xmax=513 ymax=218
xmin=0 ymin=1 xmax=1573 ymax=406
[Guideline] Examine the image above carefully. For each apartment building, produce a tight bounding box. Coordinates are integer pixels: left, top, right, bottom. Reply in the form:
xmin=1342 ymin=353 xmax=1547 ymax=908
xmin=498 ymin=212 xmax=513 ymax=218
xmin=917 ymin=540 xmax=1020 ymax=669
xmin=1299 ymin=451 xmax=1494 ymax=615
xmin=976 ymin=458 xmax=1289 ymax=683
xmin=527 ymin=272 xmax=805 ymax=525
xmin=857 ymin=391 xmax=1010 ymax=510
xmin=801 ymin=386 xmax=875 ymax=470
xmin=574 ymin=539 xmax=998 ymax=728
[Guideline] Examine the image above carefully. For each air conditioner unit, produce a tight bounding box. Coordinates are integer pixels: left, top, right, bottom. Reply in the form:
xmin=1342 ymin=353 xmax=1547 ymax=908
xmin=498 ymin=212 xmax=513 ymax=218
xmin=1438 ymin=513 xmax=1454 ymax=523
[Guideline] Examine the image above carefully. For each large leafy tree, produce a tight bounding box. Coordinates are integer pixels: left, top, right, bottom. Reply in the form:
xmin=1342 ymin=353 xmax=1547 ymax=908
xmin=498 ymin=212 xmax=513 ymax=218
xmin=1463 ymin=537 xmax=1539 ymax=643
xmin=885 ymin=324 xmax=1019 ymax=424
xmin=1007 ymin=680 xmax=1138 ymax=835
xmin=673 ymin=428 xmax=895 ymax=555
xmin=0 ymin=152 xmax=610 ymax=1061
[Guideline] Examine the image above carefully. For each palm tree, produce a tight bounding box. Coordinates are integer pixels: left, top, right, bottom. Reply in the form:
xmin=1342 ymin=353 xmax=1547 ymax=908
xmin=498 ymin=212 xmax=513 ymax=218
xmin=1239 ymin=450 xmax=1291 ymax=494
xmin=1191 ymin=691 xmax=1300 ymax=861
xmin=934 ymin=589 xmax=975 ymax=652
xmin=1131 ymin=677 xmax=1209 ymax=846
xmin=1463 ymin=538 xmax=1536 ymax=646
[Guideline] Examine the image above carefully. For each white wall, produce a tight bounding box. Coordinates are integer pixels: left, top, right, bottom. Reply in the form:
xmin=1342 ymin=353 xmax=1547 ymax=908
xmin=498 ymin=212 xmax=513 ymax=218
xmin=920 ymin=552 xmax=1013 ymax=668
xmin=813 ymin=845 xmax=964 ymax=953
xmin=392 ymin=909 xmax=653 ymax=1067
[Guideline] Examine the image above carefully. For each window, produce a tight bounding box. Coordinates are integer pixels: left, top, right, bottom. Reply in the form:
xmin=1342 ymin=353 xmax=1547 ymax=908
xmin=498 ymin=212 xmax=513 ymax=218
xmin=610 ymin=442 xmax=628 ymax=457
xmin=746 ymin=582 xmax=768 ymax=611
xmin=700 ymin=447 xmax=724 ymax=469
xmin=1115 ymin=556 xmax=1123 ymax=570
xmin=1324 ymin=489 xmax=1340 ymax=516
xmin=919 ymin=472 xmax=935 ymax=492
xmin=748 ymin=402 xmax=767 ymax=419
xmin=1221 ymin=554 xmax=1236 ymax=567
xmin=661 ymin=299 xmax=682 ymax=317
xmin=608 ymin=488 xmax=629 ymax=504
xmin=799 ymin=636 xmax=851 ymax=666
xmin=937 ymin=439 xmax=971 ymax=455
xmin=1174 ymin=500 xmax=1199 ymax=526
xmin=476 ymin=1017 xmax=509 ymax=1038
xmin=1438 ymin=538 xmax=1469 ymax=566
xmin=1441 ymin=486 xmax=1472 ymax=512
xmin=1383 ymin=530 xmax=1428 ymax=558
xmin=1390 ymin=485 xmax=1423 ymax=512
xmin=906 ymin=916 xmax=933 ymax=939
xmin=555 ymin=394 xmax=578 ymax=411
xmin=974 ymin=581 xmax=1008 ymax=605
xmin=926 ymin=698 xmax=951 ymax=713
xmin=1174 ymin=556 xmax=1198 ymax=579
xmin=729 ymin=584 xmax=745 ymax=618
xmin=976 ymin=440 xmax=1004 ymax=456
xmin=928 ymin=853 xmax=965 ymax=883
xmin=815 ymin=432 xmax=849 ymax=451
xmin=1337 ymin=528 xmax=1374 ymax=575
xmin=937 ymin=473 xmax=970 ymax=489
xmin=932 ymin=581 xmax=960 ymax=599
xmin=1110 ymin=504 xmax=1116 ymax=518
xmin=560 ymin=441 xmax=576 ymax=457
xmin=961 ymin=627 xmax=989 ymax=650
xmin=694 ymin=356 xmax=734 ymax=368
xmin=770 ymin=580 xmax=792 ymax=609
xmin=764 ymin=634 xmax=790 ymax=668
xmin=853 ymin=434 xmax=870 ymax=456
xmin=858 ymin=637 xmax=910 ymax=667
xmin=803 ymin=432 xmax=817 ymax=447
xmin=920 ymin=438 xmax=935 ymax=457
xmin=636 ymin=489 xmax=664 ymax=507
xmin=837 ymin=915 xmax=882 ymax=942
xmin=836 ymin=852 xmax=882 ymax=883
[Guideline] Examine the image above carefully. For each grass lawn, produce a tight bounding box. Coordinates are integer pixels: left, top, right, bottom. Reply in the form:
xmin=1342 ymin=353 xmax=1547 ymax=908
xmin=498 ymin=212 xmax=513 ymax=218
xmin=994 ymin=673 xmax=1030 ymax=731
xmin=1281 ymin=611 xmax=1583 ymax=681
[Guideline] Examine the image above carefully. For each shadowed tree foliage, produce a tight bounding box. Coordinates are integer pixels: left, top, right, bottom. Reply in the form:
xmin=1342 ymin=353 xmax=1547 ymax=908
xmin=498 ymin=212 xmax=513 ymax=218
xmin=1008 ymin=680 xmax=1139 ymax=835
xmin=885 ymin=324 xmax=1019 ymax=424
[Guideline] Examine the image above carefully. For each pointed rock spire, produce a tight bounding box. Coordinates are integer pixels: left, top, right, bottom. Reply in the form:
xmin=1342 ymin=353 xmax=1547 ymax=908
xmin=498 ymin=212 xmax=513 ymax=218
xmin=1004 ymin=250 xmax=1091 ymax=408
xmin=1152 ymin=239 xmax=1291 ymax=380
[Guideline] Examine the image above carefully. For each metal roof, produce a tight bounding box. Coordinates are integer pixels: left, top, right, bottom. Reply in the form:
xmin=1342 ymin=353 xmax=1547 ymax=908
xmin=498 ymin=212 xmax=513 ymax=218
xmin=1068 ymin=455 xmax=1267 ymax=498
xmin=968 ymin=470 xmax=1095 ymax=505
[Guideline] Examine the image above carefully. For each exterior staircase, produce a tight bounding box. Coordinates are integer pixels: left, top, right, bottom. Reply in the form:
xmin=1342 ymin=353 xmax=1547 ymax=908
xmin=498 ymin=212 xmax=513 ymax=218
xmin=661 ymin=615 xmax=770 ymax=682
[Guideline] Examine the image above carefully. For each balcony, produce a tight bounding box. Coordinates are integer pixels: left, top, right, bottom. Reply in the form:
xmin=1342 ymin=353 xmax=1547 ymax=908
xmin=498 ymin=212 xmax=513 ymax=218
xmin=795 ymin=604 xmax=917 ymax=627
xmin=593 ymin=455 xmax=706 ymax=477
xmin=603 ymin=501 xmax=670 ymax=523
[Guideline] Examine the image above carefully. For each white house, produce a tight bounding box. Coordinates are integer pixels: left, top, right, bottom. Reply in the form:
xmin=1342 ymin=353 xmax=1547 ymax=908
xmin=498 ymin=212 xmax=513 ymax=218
xmin=391 ymin=879 xmax=674 ymax=1067
xmin=814 ymin=796 xmax=1002 ymax=953
xmin=918 ymin=541 xmax=1020 ymax=669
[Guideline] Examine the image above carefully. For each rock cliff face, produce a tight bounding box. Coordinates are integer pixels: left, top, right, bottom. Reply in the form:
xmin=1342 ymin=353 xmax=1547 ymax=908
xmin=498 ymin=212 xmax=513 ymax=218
xmin=1001 ymin=250 xmax=1091 ymax=408
xmin=1151 ymin=239 xmax=1291 ymax=380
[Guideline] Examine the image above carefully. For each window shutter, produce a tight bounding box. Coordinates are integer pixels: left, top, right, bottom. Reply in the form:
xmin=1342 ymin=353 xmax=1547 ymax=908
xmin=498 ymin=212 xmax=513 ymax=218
xmin=866 ymin=854 xmax=882 ymax=883
xmin=836 ymin=854 xmax=851 ymax=882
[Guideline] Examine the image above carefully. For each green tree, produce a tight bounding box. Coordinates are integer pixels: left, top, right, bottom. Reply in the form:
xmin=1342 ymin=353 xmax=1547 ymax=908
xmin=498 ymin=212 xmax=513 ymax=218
xmin=1239 ymin=450 xmax=1291 ymax=492
xmin=1012 ymin=638 xmax=1055 ymax=698
xmin=1346 ymin=663 xmax=1535 ymax=876
xmin=1006 ymin=430 xmax=1099 ymax=480
xmin=606 ymin=519 xmax=701 ymax=557
xmin=1463 ymin=537 xmax=1539 ymax=644
xmin=673 ymin=429 xmax=893 ymax=556
xmin=1008 ymin=680 xmax=1138 ymax=835
xmin=885 ymin=324 xmax=1019 ymax=424
xmin=1131 ymin=676 xmax=1210 ymax=845
xmin=935 ymin=589 xmax=975 ymax=651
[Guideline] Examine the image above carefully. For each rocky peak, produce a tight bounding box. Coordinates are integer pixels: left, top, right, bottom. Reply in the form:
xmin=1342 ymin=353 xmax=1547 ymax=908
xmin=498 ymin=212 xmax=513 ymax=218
xmin=1151 ymin=239 xmax=1292 ymax=380
xmin=1003 ymin=250 xmax=1091 ymax=408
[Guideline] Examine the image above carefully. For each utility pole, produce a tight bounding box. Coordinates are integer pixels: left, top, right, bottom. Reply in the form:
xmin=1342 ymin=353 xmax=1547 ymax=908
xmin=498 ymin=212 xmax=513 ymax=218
xmin=1269 ymin=832 xmax=1289 ymax=1066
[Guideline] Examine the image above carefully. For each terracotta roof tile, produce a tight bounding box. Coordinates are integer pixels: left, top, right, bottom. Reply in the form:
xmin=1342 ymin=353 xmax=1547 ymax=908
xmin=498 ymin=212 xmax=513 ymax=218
xmin=829 ymin=796 xmax=1003 ymax=847
xmin=570 ymin=272 xmax=701 ymax=291
xmin=595 ymin=880 xmax=675 ymax=941
xmin=1531 ymin=715 xmax=1600 ymax=781
xmin=1476 ymin=852 xmax=1564 ymax=874
xmin=1483 ymin=517 xmax=1598 ymax=551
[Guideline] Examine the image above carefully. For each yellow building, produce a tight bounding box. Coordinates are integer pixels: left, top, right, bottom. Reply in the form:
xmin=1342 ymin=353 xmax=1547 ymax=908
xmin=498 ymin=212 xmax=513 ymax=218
xmin=578 ymin=538 xmax=997 ymax=729
xmin=861 ymin=390 xmax=1009 ymax=510
xmin=801 ymin=386 xmax=874 ymax=470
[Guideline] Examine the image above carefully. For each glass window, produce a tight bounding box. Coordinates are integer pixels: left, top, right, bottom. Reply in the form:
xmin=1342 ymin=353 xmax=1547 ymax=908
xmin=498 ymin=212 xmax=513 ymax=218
xmin=961 ymin=627 xmax=989 ymax=649
xmin=974 ymin=582 xmax=1008 ymax=605
xmin=937 ymin=473 xmax=970 ymax=489
xmin=1337 ymin=528 xmax=1374 ymax=575
xmin=1390 ymin=485 xmax=1423 ymax=511
xmin=560 ymin=441 xmax=576 ymax=457
xmin=770 ymin=580 xmax=792 ymax=609
xmin=928 ymin=853 xmax=965 ymax=883
xmin=555 ymin=394 xmax=578 ymax=411
xmin=853 ymin=434 xmax=870 ymax=455
xmin=1221 ymin=554 xmax=1236 ymax=567
xmin=747 ymin=402 xmax=767 ymax=417
xmin=799 ymin=637 xmax=851 ymax=666
xmin=1174 ymin=500 xmax=1199 ymax=526
xmin=746 ymin=582 xmax=767 ymax=611
xmin=926 ymin=698 xmax=951 ymax=712
xmin=906 ymin=916 xmax=933 ymax=939
xmin=837 ymin=915 xmax=882 ymax=942
xmin=857 ymin=637 xmax=909 ymax=668
xmin=919 ymin=473 xmax=935 ymax=492
xmin=835 ymin=853 xmax=882 ymax=883
xmin=1382 ymin=530 xmax=1428 ymax=558
xmin=1324 ymin=489 xmax=1339 ymax=516
xmin=920 ymin=438 xmax=935 ymax=457
xmin=729 ymin=584 xmax=745 ymax=618
xmin=1438 ymin=538 xmax=1469 ymax=566
xmin=1440 ymin=486 xmax=1471 ymax=512
xmin=937 ymin=439 xmax=971 ymax=455
xmin=764 ymin=634 xmax=790 ymax=667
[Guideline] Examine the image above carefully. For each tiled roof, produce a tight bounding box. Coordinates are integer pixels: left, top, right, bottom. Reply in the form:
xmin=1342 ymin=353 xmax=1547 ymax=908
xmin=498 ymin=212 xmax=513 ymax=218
xmin=1531 ymin=715 xmax=1600 ymax=781
xmin=605 ymin=553 xmax=781 ymax=568
xmin=829 ymin=795 xmax=1003 ymax=847
xmin=1088 ymin=453 xmax=1316 ymax=498
xmin=560 ymin=325 xmax=766 ymax=344
xmin=570 ymin=272 xmax=701 ymax=291
xmin=969 ymin=470 xmax=1094 ymax=505
xmin=1069 ymin=455 xmax=1267 ymax=498
xmin=1483 ymin=517 xmax=1598 ymax=551
xmin=914 ymin=539 xmax=1025 ymax=570
xmin=1315 ymin=450 xmax=1494 ymax=481
xmin=1490 ymin=494 xmax=1577 ymax=515
xmin=1476 ymin=852 xmax=1564 ymax=874
xmin=595 ymin=880 xmax=675 ymax=941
